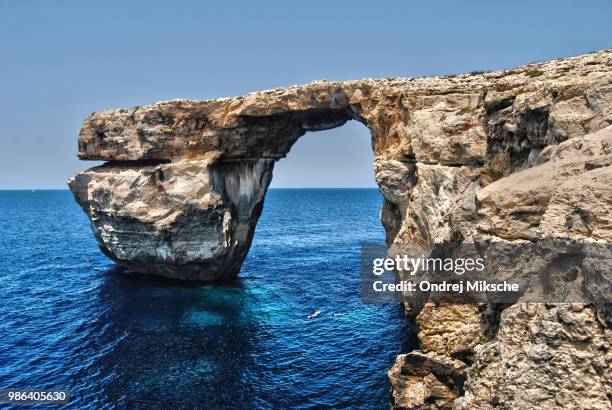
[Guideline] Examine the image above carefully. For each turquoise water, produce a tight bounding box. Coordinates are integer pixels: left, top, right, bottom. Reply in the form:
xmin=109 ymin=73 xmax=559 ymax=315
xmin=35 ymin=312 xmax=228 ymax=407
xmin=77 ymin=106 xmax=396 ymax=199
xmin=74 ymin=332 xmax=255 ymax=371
xmin=0 ymin=189 xmax=414 ymax=409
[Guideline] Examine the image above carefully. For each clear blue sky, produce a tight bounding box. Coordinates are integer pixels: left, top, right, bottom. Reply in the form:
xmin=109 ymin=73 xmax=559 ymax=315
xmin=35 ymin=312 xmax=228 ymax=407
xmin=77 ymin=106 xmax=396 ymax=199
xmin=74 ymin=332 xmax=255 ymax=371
xmin=1 ymin=1 xmax=611 ymax=189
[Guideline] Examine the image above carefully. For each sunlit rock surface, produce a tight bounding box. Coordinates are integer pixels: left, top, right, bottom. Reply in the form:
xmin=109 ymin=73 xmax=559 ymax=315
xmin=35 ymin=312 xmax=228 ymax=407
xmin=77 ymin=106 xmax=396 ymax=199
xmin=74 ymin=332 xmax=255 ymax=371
xmin=69 ymin=154 xmax=273 ymax=280
xmin=69 ymin=49 xmax=612 ymax=408
xmin=455 ymin=304 xmax=610 ymax=410
xmin=477 ymin=126 xmax=612 ymax=241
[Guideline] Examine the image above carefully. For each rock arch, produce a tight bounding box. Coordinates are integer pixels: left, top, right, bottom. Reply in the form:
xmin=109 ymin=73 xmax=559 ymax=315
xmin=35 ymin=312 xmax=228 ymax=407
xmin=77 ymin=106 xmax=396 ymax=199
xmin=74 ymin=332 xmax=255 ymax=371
xmin=70 ymin=84 xmax=380 ymax=280
xmin=69 ymin=50 xmax=612 ymax=281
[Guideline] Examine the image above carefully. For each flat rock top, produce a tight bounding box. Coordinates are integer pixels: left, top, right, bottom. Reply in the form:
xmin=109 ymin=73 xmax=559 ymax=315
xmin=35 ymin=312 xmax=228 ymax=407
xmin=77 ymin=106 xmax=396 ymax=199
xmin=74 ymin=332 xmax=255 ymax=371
xmin=77 ymin=49 xmax=612 ymax=162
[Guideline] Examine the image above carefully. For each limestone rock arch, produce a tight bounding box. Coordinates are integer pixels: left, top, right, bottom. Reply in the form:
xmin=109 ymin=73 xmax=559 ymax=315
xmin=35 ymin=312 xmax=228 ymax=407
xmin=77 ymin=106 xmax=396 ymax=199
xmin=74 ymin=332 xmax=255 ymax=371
xmin=69 ymin=50 xmax=612 ymax=281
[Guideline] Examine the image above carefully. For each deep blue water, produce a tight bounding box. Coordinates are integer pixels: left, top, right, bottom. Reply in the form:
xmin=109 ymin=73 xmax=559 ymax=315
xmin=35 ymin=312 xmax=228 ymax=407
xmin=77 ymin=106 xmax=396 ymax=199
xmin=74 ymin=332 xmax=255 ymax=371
xmin=0 ymin=189 xmax=413 ymax=409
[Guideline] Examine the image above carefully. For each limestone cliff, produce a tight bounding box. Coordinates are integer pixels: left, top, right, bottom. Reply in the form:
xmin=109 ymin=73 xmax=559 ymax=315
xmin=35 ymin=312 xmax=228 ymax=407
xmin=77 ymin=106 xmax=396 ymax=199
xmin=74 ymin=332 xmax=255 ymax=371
xmin=69 ymin=49 xmax=612 ymax=408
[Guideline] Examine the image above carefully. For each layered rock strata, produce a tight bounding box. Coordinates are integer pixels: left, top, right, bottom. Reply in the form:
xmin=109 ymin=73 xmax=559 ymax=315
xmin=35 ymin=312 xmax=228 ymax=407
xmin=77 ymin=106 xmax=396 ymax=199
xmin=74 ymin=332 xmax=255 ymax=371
xmin=69 ymin=49 xmax=612 ymax=408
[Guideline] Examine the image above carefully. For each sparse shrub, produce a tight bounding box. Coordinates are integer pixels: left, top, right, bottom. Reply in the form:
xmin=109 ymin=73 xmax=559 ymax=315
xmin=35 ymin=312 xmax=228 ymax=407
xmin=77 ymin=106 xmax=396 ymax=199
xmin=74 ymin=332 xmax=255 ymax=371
xmin=526 ymin=69 xmax=544 ymax=78
xmin=457 ymin=107 xmax=475 ymax=115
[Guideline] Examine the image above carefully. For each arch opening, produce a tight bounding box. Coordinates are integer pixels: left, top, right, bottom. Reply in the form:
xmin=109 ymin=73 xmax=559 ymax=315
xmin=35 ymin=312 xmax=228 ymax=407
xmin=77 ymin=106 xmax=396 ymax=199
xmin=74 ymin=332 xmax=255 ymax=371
xmin=271 ymin=120 xmax=377 ymax=189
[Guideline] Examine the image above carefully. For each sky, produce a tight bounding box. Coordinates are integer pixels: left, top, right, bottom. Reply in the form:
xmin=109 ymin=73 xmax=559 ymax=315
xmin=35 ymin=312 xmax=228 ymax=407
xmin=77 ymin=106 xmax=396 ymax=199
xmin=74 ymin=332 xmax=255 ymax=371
xmin=1 ymin=1 xmax=611 ymax=189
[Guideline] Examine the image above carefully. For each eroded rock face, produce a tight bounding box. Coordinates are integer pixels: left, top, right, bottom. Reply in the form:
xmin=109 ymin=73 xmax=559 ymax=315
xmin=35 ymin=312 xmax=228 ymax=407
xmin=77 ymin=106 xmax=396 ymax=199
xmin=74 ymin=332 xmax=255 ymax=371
xmin=455 ymin=304 xmax=611 ymax=410
xmin=69 ymin=49 xmax=612 ymax=408
xmin=396 ymin=128 xmax=612 ymax=409
xmin=477 ymin=126 xmax=612 ymax=241
xmin=389 ymin=351 xmax=468 ymax=409
xmin=69 ymin=154 xmax=275 ymax=280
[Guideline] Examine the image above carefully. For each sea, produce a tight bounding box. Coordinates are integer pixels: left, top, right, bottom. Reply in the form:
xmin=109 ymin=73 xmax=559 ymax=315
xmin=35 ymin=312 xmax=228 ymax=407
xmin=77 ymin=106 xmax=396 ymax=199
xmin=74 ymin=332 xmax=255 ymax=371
xmin=0 ymin=189 xmax=414 ymax=409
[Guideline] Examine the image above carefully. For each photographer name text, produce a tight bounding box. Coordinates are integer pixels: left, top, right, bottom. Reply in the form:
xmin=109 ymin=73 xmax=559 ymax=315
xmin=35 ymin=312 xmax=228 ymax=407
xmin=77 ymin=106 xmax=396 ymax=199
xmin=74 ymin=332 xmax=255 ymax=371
xmin=372 ymin=280 xmax=519 ymax=293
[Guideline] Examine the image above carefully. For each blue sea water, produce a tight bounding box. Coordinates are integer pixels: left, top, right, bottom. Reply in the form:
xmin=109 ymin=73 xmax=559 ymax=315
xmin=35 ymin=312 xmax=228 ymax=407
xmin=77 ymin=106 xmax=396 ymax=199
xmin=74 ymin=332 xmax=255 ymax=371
xmin=0 ymin=189 xmax=414 ymax=409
